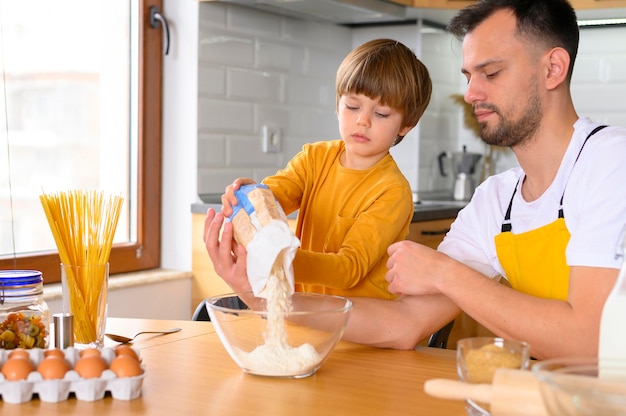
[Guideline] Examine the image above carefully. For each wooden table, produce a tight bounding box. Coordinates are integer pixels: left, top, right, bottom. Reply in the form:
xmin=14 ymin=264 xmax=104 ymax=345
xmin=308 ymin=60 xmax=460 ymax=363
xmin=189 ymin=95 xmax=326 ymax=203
xmin=1 ymin=318 xmax=466 ymax=415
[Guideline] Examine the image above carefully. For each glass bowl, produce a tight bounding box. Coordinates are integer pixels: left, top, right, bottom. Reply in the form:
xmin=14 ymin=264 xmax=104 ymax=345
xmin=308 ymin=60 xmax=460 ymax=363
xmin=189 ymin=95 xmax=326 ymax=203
xmin=457 ymin=337 xmax=531 ymax=383
xmin=532 ymin=357 xmax=626 ymax=415
xmin=205 ymin=292 xmax=352 ymax=378
xmin=457 ymin=337 xmax=531 ymax=415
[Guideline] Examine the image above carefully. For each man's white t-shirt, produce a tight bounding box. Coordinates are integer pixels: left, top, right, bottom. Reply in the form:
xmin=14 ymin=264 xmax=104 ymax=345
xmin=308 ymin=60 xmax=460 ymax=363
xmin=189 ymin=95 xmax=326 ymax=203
xmin=438 ymin=118 xmax=626 ymax=280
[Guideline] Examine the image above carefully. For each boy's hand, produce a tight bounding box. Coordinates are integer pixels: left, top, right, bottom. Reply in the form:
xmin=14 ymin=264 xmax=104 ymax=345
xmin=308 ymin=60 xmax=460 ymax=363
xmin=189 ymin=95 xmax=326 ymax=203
xmin=221 ymin=177 xmax=256 ymax=217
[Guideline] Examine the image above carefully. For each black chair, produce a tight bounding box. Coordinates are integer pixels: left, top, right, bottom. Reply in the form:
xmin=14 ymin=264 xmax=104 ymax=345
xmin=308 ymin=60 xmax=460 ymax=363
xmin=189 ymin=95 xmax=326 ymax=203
xmin=192 ymin=297 xmax=248 ymax=321
xmin=192 ymin=300 xmax=211 ymax=321
xmin=427 ymin=320 xmax=455 ymax=349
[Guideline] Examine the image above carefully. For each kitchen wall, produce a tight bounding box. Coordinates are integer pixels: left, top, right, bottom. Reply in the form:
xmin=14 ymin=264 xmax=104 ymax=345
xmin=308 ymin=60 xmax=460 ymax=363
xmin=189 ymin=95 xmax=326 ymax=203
xmin=160 ymin=0 xmax=626 ymax=273
xmin=195 ymin=3 xmax=352 ymax=192
xmin=191 ymin=3 xmax=626 ymax=199
xmin=193 ymin=2 xmax=464 ymax=195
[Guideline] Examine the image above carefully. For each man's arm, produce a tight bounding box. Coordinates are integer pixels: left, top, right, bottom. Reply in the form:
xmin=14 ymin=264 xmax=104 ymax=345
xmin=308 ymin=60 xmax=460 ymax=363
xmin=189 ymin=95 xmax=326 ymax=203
xmin=386 ymin=240 xmax=617 ymax=359
xmin=342 ymin=294 xmax=461 ymax=350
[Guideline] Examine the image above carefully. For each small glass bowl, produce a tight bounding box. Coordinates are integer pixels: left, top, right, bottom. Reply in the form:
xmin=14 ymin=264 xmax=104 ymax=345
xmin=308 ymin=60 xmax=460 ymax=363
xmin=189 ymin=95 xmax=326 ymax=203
xmin=457 ymin=337 xmax=531 ymax=415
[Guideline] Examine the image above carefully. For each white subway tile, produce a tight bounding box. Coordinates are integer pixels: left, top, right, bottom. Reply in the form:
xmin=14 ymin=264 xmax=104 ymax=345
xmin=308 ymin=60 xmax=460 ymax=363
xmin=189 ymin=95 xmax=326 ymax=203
xmin=227 ymin=68 xmax=283 ymax=103
xmin=257 ymin=41 xmax=306 ymax=73
xmin=198 ymin=98 xmax=254 ymax=132
xmin=226 ymin=135 xmax=282 ymax=167
xmin=282 ymin=19 xmax=349 ymax=48
xmin=198 ymin=29 xmax=255 ymax=67
xmin=572 ymin=84 xmax=626 ymax=112
xmin=227 ymin=4 xmax=282 ymax=39
xmin=306 ymin=47 xmax=348 ymax=76
xmin=198 ymin=65 xmax=226 ymax=97
xmin=198 ymin=168 xmax=251 ymax=193
xmin=199 ymin=2 xmax=227 ymax=29
xmin=286 ymin=74 xmax=334 ymax=106
xmin=197 ymin=134 xmax=226 ymax=168
xmin=256 ymin=105 xmax=291 ymax=135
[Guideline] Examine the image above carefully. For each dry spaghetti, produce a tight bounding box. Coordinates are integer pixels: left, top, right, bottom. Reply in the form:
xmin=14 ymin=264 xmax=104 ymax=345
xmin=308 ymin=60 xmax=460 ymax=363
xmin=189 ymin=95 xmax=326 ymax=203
xmin=40 ymin=190 xmax=123 ymax=344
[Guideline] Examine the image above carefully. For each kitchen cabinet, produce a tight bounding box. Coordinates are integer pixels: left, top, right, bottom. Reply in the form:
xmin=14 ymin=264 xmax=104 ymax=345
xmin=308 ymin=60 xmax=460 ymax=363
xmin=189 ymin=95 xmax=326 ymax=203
xmin=570 ymin=0 xmax=626 ymax=8
xmin=191 ymin=213 xmax=231 ymax=314
xmin=407 ymin=218 xmax=454 ymax=249
xmin=403 ymin=0 xmax=626 ymax=9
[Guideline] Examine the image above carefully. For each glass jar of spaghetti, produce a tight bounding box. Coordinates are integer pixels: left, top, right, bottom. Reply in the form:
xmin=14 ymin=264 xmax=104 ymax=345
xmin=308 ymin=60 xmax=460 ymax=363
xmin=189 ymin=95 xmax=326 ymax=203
xmin=0 ymin=270 xmax=50 ymax=349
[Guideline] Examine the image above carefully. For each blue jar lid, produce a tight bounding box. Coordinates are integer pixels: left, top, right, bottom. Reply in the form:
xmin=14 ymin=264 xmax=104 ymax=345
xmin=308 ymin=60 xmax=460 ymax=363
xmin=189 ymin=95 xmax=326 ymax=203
xmin=0 ymin=270 xmax=43 ymax=286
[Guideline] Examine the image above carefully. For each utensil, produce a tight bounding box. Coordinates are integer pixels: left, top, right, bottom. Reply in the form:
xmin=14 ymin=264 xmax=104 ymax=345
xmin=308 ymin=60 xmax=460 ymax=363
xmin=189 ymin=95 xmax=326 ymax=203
xmin=599 ymin=223 xmax=626 ymax=378
xmin=424 ymin=368 xmax=548 ymax=416
xmin=105 ymin=327 xmax=181 ymax=343
xmin=437 ymin=146 xmax=482 ymax=201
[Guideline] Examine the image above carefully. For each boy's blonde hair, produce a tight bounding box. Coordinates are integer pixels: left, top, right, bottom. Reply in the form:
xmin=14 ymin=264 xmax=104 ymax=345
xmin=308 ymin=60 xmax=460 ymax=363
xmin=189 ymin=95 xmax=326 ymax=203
xmin=336 ymin=38 xmax=432 ymax=145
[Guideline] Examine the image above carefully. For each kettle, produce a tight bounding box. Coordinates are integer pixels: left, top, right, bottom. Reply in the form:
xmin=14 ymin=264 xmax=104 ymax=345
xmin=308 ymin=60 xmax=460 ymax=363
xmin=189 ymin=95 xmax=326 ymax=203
xmin=437 ymin=146 xmax=482 ymax=201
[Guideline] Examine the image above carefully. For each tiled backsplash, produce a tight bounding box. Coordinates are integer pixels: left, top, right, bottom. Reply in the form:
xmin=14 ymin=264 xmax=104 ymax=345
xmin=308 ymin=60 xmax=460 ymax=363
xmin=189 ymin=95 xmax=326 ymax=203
xmin=196 ymin=2 xmax=626 ymax=196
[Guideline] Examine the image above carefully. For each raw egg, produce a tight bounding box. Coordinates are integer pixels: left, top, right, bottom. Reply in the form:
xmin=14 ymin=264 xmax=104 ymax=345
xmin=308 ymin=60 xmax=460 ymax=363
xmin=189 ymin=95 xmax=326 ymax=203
xmin=109 ymin=355 xmax=143 ymax=378
xmin=74 ymin=355 xmax=108 ymax=378
xmin=79 ymin=348 xmax=102 ymax=358
xmin=115 ymin=344 xmax=140 ymax=361
xmin=37 ymin=356 xmax=71 ymax=380
xmin=8 ymin=349 xmax=30 ymax=360
xmin=1 ymin=356 xmax=35 ymax=381
xmin=44 ymin=348 xmax=66 ymax=359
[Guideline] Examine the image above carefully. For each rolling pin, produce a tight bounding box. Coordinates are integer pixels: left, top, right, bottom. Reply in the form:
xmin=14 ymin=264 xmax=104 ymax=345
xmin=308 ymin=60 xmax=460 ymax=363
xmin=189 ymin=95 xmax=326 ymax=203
xmin=424 ymin=368 xmax=549 ymax=416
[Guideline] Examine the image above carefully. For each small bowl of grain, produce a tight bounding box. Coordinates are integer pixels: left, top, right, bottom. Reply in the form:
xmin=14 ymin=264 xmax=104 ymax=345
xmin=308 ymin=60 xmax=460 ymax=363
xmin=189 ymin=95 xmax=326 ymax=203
xmin=457 ymin=337 xmax=531 ymax=384
xmin=205 ymin=291 xmax=352 ymax=378
xmin=457 ymin=337 xmax=531 ymax=415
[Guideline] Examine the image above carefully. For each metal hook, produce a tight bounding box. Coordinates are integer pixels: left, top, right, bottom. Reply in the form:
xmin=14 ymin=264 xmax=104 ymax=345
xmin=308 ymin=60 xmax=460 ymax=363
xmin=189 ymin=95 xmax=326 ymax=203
xmin=149 ymin=6 xmax=170 ymax=56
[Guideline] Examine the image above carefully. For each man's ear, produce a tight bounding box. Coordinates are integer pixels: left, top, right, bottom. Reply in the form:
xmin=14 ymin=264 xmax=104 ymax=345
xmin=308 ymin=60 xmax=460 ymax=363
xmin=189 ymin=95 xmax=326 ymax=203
xmin=545 ymin=47 xmax=570 ymax=90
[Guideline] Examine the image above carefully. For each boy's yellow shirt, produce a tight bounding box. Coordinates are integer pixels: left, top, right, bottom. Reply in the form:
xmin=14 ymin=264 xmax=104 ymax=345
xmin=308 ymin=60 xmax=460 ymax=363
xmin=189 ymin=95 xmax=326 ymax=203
xmin=263 ymin=140 xmax=413 ymax=300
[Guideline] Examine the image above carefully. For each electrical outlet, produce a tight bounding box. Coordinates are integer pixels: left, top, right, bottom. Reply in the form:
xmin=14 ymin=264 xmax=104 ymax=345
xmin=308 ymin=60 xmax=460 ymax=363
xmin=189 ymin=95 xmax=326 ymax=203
xmin=261 ymin=125 xmax=281 ymax=153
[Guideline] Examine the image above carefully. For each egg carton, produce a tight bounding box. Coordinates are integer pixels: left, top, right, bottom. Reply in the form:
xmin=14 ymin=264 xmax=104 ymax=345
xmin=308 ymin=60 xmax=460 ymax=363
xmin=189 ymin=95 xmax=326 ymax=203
xmin=0 ymin=347 xmax=145 ymax=404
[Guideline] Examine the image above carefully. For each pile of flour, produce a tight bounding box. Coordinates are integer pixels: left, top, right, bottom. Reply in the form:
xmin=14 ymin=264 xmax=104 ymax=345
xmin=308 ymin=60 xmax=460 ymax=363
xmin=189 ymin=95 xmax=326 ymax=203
xmin=236 ymin=264 xmax=321 ymax=376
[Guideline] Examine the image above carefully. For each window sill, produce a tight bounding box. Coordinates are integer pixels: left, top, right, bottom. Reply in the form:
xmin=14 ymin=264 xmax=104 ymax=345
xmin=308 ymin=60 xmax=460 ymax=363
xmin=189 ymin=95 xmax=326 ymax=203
xmin=44 ymin=268 xmax=193 ymax=302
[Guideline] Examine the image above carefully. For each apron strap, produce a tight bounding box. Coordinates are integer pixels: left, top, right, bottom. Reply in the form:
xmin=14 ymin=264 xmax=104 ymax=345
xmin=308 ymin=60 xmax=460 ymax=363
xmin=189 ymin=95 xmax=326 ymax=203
xmin=501 ymin=178 xmax=520 ymax=232
xmin=502 ymin=125 xmax=608 ymax=233
xmin=558 ymin=125 xmax=608 ymax=218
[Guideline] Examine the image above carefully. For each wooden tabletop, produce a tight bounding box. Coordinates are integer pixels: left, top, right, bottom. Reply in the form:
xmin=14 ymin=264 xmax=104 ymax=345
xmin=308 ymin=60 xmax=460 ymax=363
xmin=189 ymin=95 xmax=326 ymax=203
xmin=0 ymin=317 xmax=466 ymax=415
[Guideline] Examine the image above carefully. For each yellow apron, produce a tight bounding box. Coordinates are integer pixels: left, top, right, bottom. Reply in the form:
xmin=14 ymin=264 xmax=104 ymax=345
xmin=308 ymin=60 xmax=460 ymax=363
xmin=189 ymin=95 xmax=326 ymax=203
xmin=494 ymin=125 xmax=607 ymax=301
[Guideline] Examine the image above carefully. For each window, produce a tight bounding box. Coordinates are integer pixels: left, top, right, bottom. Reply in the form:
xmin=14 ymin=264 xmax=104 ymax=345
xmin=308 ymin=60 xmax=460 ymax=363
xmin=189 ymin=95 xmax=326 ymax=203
xmin=0 ymin=0 xmax=162 ymax=283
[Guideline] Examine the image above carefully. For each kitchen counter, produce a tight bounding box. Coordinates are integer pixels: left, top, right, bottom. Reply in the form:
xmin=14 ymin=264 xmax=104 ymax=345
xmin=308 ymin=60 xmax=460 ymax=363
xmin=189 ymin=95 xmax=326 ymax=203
xmin=191 ymin=192 xmax=466 ymax=223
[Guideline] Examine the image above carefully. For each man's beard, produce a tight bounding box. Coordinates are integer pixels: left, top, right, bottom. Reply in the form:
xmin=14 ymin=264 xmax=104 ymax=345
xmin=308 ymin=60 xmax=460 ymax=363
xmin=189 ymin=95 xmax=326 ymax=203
xmin=477 ymin=87 xmax=542 ymax=148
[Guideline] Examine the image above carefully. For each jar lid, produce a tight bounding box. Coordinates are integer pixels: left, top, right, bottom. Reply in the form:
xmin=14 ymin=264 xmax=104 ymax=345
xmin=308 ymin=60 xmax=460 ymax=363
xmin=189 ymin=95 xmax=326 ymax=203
xmin=0 ymin=270 xmax=43 ymax=285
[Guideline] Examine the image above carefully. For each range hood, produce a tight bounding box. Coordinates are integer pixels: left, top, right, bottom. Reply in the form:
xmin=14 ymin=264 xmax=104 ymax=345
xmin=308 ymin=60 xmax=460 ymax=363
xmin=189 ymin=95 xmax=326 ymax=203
xmin=207 ymin=0 xmax=415 ymax=25
xmin=205 ymin=1 xmax=626 ymax=28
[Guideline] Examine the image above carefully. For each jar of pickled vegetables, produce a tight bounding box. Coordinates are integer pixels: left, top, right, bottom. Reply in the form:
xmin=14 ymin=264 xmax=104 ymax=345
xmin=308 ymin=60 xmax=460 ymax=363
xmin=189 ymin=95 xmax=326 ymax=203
xmin=0 ymin=270 xmax=50 ymax=349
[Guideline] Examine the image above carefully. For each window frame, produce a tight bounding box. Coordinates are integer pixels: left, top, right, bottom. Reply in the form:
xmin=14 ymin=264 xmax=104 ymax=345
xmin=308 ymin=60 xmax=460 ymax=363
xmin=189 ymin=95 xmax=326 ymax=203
xmin=0 ymin=0 xmax=163 ymax=284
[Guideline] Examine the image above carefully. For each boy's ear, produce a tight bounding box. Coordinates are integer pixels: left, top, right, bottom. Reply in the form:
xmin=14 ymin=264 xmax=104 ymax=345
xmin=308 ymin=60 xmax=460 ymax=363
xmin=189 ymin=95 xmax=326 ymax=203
xmin=399 ymin=125 xmax=413 ymax=137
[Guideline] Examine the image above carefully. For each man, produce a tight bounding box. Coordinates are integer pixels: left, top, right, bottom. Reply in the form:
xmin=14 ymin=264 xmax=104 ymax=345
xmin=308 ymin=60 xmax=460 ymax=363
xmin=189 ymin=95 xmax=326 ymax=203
xmin=204 ymin=0 xmax=626 ymax=360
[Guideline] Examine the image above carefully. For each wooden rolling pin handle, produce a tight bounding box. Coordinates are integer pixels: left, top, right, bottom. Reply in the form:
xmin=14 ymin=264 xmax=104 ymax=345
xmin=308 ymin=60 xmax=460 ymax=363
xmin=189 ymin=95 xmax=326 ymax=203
xmin=423 ymin=378 xmax=493 ymax=404
xmin=424 ymin=370 xmax=550 ymax=416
